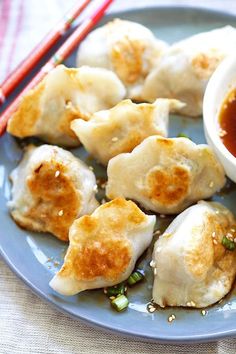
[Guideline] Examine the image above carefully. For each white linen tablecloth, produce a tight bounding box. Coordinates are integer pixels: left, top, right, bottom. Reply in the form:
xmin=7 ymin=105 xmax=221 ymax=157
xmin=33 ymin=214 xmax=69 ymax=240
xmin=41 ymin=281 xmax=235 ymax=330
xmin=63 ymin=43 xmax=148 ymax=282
xmin=1 ymin=0 xmax=236 ymax=353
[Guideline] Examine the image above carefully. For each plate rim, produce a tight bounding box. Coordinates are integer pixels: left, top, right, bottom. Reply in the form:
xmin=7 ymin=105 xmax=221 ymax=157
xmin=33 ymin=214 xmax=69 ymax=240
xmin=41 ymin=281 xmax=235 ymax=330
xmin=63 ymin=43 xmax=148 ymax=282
xmin=1 ymin=4 xmax=236 ymax=344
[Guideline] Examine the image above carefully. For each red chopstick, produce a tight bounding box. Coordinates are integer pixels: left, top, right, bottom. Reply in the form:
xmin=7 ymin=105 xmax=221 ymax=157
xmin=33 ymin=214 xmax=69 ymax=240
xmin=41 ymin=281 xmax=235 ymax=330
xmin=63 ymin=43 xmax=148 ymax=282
xmin=0 ymin=0 xmax=113 ymax=136
xmin=0 ymin=0 xmax=92 ymax=105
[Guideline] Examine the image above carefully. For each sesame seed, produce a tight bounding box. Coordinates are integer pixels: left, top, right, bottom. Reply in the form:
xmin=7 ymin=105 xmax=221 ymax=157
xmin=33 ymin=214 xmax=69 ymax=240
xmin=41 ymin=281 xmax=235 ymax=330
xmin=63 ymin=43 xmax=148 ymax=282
xmin=89 ymin=166 xmax=94 ymax=171
xmin=215 ymin=210 xmax=220 ymax=214
xmin=101 ymin=182 xmax=107 ymax=189
xmin=111 ymin=137 xmax=118 ymax=142
xmin=154 ymin=230 xmax=161 ymax=236
xmin=213 ymin=239 xmax=218 ymax=245
xmin=190 ymin=301 xmax=196 ymax=307
xmin=148 ymin=306 xmax=156 ymax=313
xmin=109 ymin=296 xmax=115 ymax=300
xmin=55 ymin=170 xmax=60 ymax=177
xmin=154 ymin=268 xmax=157 ymax=275
xmin=58 ymin=210 xmax=64 ymax=216
xmin=93 ymin=185 xmax=98 ymax=193
xmin=187 ymin=302 xmax=191 ymax=307
xmin=168 ymin=315 xmax=175 ymax=323
xmin=150 ymin=260 xmax=156 ymax=268
xmin=156 ymin=246 xmax=162 ymax=253
xmin=147 ymin=303 xmax=156 ymax=313
xmin=201 ymin=310 xmax=207 ymax=316
xmin=212 ymin=232 xmax=216 ymax=238
xmin=160 ymin=214 xmax=166 ymax=218
xmin=219 ymin=128 xmax=227 ymax=137
xmin=209 ymin=181 xmax=214 ymax=188
xmin=103 ymin=289 xmax=107 ymax=294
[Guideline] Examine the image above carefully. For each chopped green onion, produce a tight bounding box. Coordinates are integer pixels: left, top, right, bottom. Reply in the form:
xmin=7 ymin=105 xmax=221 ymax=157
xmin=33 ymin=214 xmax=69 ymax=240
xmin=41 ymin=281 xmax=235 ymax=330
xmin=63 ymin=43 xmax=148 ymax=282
xmin=127 ymin=270 xmax=144 ymax=286
xmin=178 ymin=133 xmax=190 ymax=139
xmin=222 ymin=236 xmax=236 ymax=251
xmin=111 ymin=295 xmax=129 ymax=312
xmin=105 ymin=283 xmax=126 ymax=297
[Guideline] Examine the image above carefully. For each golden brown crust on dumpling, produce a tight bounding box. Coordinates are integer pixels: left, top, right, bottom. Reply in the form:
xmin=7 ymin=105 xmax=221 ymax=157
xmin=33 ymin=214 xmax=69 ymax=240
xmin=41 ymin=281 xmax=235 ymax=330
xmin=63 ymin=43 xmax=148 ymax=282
xmin=184 ymin=222 xmax=214 ymax=280
xmin=7 ymin=74 xmax=82 ymax=144
xmin=101 ymin=197 xmax=147 ymax=225
xmin=9 ymin=145 xmax=98 ymax=242
xmin=106 ymin=19 xmax=163 ymax=86
xmin=152 ymin=201 xmax=236 ymax=308
xmin=77 ymin=19 xmax=167 ymax=101
xmin=25 ymin=160 xmax=81 ymax=241
xmin=185 ymin=212 xmax=236 ymax=282
xmin=106 ymin=136 xmax=226 ymax=214
xmin=50 ymin=197 xmax=156 ymax=295
xmin=191 ymin=51 xmax=224 ymax=80
xmin=60 ymin=237 xmax=131 ymax=281
xmin=7 ymin=81 xmax=45 ymax=138
xmin=7 ymin=65 xmax=126 ymax=147
xmin=146 ymin=165 xmax=190 ymax=207
xmin=57 ymin=198 xmax=146 ymax=281
xmin=111 ymin=37 xmax=146 ymax=84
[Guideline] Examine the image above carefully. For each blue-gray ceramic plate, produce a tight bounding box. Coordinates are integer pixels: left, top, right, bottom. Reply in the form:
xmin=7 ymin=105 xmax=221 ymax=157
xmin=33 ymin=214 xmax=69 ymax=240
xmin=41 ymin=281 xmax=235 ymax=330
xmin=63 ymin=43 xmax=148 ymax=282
xmin=1 ymin=6 xmax=236 ymax=344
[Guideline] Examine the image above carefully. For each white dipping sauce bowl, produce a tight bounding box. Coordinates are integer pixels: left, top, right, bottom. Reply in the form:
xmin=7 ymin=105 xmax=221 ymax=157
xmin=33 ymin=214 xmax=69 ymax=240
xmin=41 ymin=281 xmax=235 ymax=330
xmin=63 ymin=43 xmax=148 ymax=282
xmin=203 ymin=55 xmax=236 ymax=183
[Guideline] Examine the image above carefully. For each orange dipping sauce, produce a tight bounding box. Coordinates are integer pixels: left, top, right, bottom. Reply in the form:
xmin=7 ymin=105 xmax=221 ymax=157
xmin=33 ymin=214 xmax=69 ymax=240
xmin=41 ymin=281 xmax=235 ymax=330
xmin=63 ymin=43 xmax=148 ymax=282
xmin=219 ymin=89 xmax=236 ymax=158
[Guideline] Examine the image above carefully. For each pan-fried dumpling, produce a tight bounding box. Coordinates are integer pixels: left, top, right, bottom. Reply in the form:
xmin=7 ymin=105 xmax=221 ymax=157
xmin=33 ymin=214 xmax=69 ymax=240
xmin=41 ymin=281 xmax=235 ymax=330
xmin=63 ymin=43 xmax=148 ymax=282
xmin=7 ymin=65 xmax=126 ymax=146
xmin=142 ymin=26 xmax=236 ymax=116
xmin=152 ymin=201 xmax=236 ymax=308
xmin=71 ymin=99 xmax=184 ymax=165
xmin=50 ymin=198 xmax=156 ymax=295
xmin=106 ymin=136 xmax=225 ymax=214
xmin=77 ymin=19 xmax=168 ymax=100
xmin=8 ymin=145 xmax=98 ymax=241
